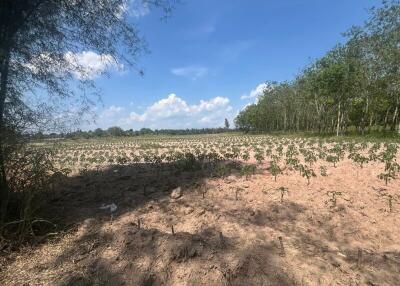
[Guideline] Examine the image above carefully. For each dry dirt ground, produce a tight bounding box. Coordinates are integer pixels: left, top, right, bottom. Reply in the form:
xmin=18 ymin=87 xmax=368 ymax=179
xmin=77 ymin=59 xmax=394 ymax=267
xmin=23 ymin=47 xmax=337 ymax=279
xmin=1 ymin=158 xmax=399 ymax=286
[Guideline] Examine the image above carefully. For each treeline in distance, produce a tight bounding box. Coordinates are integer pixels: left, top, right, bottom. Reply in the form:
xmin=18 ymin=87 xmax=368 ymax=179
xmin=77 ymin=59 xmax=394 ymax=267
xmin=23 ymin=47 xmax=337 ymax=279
xmin=32 ymin=126 xmax=235 ymax=139
xmin=235 ymin=1 xmax=400 ymax=136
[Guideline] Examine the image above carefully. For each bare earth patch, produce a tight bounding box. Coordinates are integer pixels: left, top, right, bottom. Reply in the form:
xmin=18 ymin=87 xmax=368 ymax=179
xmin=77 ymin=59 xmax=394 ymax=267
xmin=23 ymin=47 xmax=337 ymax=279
xmin=1 ymin=156 xmax=399 ymax=285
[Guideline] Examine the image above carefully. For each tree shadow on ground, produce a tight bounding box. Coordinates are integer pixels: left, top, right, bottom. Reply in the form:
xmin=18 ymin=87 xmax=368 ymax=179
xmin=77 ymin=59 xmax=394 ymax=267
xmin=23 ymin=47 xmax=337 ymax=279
xmin=54 ymin=225 xmax=298 ymax=286
xmin=45 ymin=160 xmax=240 ymax=229
xmin=2 ymin=160 xmax=399 ymax=286
xmin=35 ymin=160 xmax=300 ymax=285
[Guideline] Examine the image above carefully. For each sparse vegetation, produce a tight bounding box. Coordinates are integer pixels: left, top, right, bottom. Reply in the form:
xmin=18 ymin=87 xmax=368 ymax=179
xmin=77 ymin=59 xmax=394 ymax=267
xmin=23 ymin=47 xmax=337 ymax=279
xmin=1 ymin=132 xmax=400 ymax=286
xmin=1 ymin=1 xmax=400 ymax=285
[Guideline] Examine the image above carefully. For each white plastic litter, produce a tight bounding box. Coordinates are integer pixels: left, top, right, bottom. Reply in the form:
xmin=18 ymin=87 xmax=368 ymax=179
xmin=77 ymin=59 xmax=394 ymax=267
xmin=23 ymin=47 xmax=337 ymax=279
xmin=100 ymin=203 xmax=118 ymax=213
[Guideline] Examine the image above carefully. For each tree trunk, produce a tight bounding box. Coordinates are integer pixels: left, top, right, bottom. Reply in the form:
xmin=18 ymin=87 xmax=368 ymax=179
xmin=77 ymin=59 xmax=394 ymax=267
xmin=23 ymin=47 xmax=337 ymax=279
xmin=391 ymin=105 xmax=398 ymax=131
xmin=0 ymin=43 xmax=11 ymax=227
xmin=314 ymin=94 xmax=322 ymax=133
xmin=383 ymin=108 xmax=390 ymax=132
xmin=283 ymin=110 xmax=287 ymax=131
xmin=391 ymin=97 xmax=398 ymax=132
xmin=336 ymin=100 xmax=341 ymax=136
xmin=368 ymin=113 xmax=374 ymax=132
xmin=361 ymin=97 xmax=369 ymax=136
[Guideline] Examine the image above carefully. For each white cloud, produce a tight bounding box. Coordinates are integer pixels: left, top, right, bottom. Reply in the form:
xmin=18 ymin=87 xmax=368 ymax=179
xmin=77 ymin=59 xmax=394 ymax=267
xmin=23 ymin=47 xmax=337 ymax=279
xmin=199 ymin=116 xmax=214 ymax=124
xmin=125 ymin=93 xmax=233 ymax=129
xmin=65 ymin=51 xmax=122 ymax=80
xmin=144 ymin=93 xmax=190 ymax=118
xmin=129 ymin=112 xmax=146 ymax=122
xmin=81 ymin=94 xmax=235 ymax=130
xmin=101 ymin=105 xmax=124 ymax=118
xmin=240 ymin=83 xmax=272 ymax=101
xmin=171 ymin=66 xmax=208 ymax=80
xmin=191 ymin=96 xmax=230 ymax=113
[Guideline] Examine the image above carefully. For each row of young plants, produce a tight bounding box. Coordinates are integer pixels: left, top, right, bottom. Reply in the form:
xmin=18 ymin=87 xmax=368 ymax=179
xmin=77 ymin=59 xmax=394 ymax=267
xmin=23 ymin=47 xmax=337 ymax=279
xmin=5 ymin=134 xmax=395 ymax=244
xmin=37 ymin=135 xmax=400 ymax=186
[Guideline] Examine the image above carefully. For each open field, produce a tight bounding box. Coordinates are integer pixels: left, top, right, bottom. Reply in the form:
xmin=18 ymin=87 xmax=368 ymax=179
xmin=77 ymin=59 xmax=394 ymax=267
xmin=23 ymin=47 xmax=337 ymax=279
xmin=1 ymin=134 xmax=400 ymax=285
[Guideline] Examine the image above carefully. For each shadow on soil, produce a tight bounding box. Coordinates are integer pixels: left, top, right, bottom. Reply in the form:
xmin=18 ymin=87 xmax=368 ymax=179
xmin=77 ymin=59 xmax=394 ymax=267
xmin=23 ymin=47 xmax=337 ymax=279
xmin=43 ymin=161 xmax=299 ymax=285
xmin=2 ymin=160 xmax=400 ymax=285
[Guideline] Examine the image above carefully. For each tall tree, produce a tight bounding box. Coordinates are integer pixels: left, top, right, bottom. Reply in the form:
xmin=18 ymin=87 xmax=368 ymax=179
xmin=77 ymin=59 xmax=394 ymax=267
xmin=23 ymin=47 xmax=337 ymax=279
xmin=224 ymin=118 xmax=230 ymax=129
xmin=235 ymin=0 xmax=399 ymax=136
xmin=0 ymin=0 xmax=175 ymax=225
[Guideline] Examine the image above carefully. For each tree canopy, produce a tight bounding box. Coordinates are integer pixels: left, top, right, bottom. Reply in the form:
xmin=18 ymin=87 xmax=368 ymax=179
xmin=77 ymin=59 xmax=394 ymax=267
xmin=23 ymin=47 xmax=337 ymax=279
xmin=235 ymin=0 xmax=400 ymax=135
xmin=0 ymin=0 xmax=175 ymax=227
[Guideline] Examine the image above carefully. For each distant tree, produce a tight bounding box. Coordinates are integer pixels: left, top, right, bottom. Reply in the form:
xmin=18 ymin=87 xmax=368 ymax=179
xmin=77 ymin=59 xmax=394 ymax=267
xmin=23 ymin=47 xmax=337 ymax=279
xmin=107 ymin=126 xmax=124 ymax=137
xmin=93 ymin=128 xmax=104 ymax=137
xmin=235 ymin=104 xmax=255 ymax=132
xmin=224 ymin=118 xmax=230 ymax=129
xmin=125 ymin=129 xmax=135 ymax=136
xmin=140 ymin=128 xmax=154 ymax=135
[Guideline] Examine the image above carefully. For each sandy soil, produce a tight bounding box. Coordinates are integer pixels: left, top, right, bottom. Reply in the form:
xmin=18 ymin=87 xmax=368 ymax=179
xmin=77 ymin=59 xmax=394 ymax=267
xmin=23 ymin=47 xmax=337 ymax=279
xmin=0 ymin=157 xmax=399 ymax=285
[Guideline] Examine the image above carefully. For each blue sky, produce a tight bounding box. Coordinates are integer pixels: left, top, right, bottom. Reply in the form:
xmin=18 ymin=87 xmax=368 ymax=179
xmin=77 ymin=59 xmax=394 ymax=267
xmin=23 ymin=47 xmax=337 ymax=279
xmin=78 ymin=0 xmax=381 ymax=130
